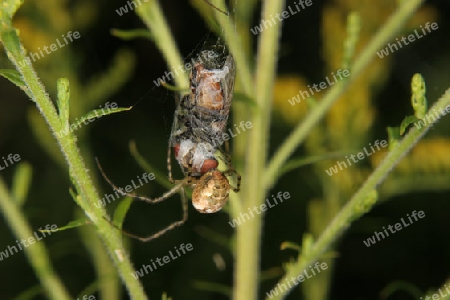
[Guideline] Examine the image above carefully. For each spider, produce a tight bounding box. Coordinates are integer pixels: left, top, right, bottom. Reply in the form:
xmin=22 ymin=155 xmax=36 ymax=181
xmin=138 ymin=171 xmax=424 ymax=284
xmin=96 ymin=155 xmax=239 ymax=242
xmin=96 ymin=43 xmax=241 ymax=242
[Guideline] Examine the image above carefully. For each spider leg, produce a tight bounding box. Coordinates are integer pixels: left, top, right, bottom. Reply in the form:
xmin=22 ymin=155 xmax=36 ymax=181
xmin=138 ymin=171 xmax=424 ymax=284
xmin=96 ymin=157 xmax=187 ymax=204
xmin=95 ymin=157 xmax=191 ymax=241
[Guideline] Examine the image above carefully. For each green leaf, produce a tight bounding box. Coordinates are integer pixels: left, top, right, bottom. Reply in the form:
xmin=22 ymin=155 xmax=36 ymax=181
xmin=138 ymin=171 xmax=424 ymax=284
xmin=387 ymin=126 xmax=400 ymax=150
xmin=160 ymin=81 xmax=189 ymax=93
xmin=40 ymin=218 xmax=89 ymax=232
xmin=57 ymin=78 xmax=70 ymax=126
xmin=0 ymin=28 xmax=22 ymax=57
xmin=12 ymin=284 xmax=42 ymax=300
xmin=113 ymin=197 xmax=133 ymax=230
xmin=280 ymin=241 xmax=301 ymax=252
xmin=68 ymin=105 xmax=132 ymax=134
xmin=192 ymin=281 xmax=231 ymax=297
xmin=110 ymin=28 xmax=154 ymax=41
xmin=0 ymin=69 xmax=25 ymax=89
xmin=11 ymin=162 xmax=32 ymax=206
xmin=399 ymin=115 xmax=420 ymax=135
xmin=380 ymin=280 xmax=422 ymax=299
xmin=69 ymin=188 xmax=82 ymax=206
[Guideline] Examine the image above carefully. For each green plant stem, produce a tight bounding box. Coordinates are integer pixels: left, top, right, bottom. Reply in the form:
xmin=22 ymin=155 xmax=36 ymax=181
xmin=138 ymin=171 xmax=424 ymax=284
xmin=267 ymin=89 xmax=450 ymax=299
xmin=0 ymin=28 xmax=147 ymax=300
xmin=78 ymin=209 xmax=120 ymax=300
xmin=263 ymin=0 xmax=426 ymax=192
xmin=0 ymin=177 xmax=71 ymax=300
xmin=232 ymin=1 xmax=285 ymax=300
xmin=214 ymin=0 xmax=253 ymax=97
xmin=136 ymin=0 xmax=188 ymax=90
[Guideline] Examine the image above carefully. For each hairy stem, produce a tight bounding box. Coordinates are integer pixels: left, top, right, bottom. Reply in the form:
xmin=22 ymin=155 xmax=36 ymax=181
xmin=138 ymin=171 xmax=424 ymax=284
xmin=233 ymin=1 xmax=286 ymax=299
xmin=0 ymin=25 xmax=147 ymax=300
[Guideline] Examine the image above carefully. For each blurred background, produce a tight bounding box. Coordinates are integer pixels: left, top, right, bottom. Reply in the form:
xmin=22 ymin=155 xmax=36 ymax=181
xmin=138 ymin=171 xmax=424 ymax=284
xmin=1 ymin=0 xmax=450 ymax=299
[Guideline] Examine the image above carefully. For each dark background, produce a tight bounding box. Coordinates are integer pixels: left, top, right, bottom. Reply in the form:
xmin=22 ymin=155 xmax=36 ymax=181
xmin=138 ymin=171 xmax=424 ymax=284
xmin=1 ymin=0 xmax=450 ymax=299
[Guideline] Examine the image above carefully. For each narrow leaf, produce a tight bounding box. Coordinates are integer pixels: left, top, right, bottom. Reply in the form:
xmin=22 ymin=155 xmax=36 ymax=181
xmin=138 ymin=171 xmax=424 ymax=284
xmin=111 ymin=28 xmax=153 ymax=41
xmin=387 ymin=126 xmax=401 ymax=150
xmin=280 ymin=241 xmax=301 ymax=252
xmin=40 ymin=218 xmax=89 ymax=232
xmin=400 ymin=115 xmax=420 ymax=135
xmin=113 ymin=197 xmax=133 ymax=230
xmin=11 ymin=162 xmax=32 ymax=206
xmin=70 ymin=105 xmax=132 ymax=132
xmin=192 ymin=281 xmax=231 ymax=297
xmin=0 ymin=69 xmax=25 ymax=89
xmin=12 ymin=284 xmax=42 ymax=300
xmin=161 ymin=81 xmax=189 ymax=93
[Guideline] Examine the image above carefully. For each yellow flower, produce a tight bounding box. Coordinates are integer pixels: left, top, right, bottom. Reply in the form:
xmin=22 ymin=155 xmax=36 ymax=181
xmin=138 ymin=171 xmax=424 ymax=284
xmin=272 ymin=75 xmax=310 ymax=125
